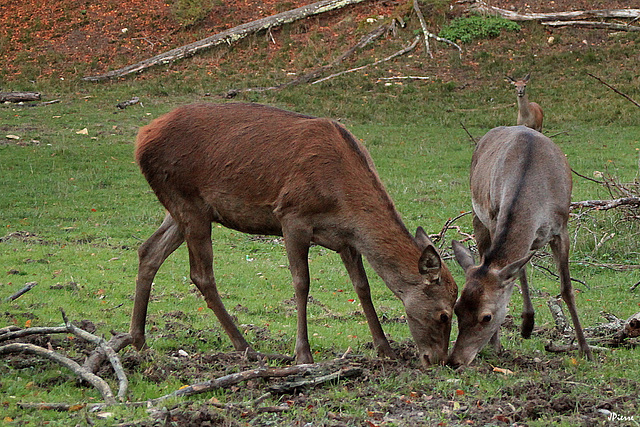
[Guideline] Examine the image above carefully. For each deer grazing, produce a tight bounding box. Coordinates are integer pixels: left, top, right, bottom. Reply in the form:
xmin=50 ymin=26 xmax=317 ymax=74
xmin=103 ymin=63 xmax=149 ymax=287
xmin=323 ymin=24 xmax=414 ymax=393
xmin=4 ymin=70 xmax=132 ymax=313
xmin=130 ymin=103 xmax=458 ymax=367
xmin=507 ymin=73 xmax=543 ymax=132
xmin=447 ymin=126 xmax=592 ymax=367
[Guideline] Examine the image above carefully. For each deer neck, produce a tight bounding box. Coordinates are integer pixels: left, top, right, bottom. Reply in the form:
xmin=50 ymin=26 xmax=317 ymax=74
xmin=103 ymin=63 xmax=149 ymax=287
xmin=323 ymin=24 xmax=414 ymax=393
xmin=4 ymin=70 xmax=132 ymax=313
xmin=517 ymin=94 xmax=532 ymax=117
xmin=357 ymin=219 xmax=424 ymax=294
xmin=483 ymin=220 xmax=537 ymax=269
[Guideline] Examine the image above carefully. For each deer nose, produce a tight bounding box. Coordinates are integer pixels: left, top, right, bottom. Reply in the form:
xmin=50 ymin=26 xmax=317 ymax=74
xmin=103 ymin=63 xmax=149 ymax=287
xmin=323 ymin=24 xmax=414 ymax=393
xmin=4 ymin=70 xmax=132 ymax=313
xmin=445 ymin=356 xmax=462 ymax=369
xmin=421 ymin=351 xmax=444 ymax=368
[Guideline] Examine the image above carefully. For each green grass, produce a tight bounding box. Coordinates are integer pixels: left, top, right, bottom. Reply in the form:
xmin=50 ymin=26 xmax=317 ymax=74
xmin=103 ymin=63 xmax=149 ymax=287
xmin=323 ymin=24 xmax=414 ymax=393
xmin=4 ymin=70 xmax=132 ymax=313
xmin=1 ymin=7 xmax=640 ymax=426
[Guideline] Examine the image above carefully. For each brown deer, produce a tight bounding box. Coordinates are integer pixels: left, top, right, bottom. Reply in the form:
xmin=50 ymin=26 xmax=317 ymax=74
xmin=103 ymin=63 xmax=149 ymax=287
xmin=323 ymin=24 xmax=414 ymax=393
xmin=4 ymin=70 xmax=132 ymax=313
xmin=507 ymin=73 xmax=543 ymax=132
xmin=130 ymin=103 xmax=458 ymax=367
xmin=447 ymin=126 xmax=592 ymax=367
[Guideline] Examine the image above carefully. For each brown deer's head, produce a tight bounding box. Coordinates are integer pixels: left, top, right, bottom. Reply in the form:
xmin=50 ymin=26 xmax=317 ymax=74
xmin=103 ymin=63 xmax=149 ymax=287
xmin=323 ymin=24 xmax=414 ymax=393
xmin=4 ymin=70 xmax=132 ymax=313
xmin=400 ymin=228 xmax=457 ymax=366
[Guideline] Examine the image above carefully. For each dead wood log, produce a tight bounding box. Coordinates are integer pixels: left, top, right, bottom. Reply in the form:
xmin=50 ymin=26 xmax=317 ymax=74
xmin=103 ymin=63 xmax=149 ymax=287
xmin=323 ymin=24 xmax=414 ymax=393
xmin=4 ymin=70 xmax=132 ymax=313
xmin=0 ymin=343 xmax=117 ymax=405
xmin=542 ymin=20 xmax=640 ymax=32
xmin=83 ymin=0 xmax=368 ymax=81
xmin=116 ymin=97 xmax=140 ymax=109
xmin=0 ymin=92 xmax=41 ymax=103
xmin=472 ymin=2 xmax=640 ymax=21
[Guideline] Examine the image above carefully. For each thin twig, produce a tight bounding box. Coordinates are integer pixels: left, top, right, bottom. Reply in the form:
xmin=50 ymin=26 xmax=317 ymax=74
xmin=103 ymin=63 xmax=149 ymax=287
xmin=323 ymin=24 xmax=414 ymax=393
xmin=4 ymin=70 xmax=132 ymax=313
xmin=312 ymin=36 xmax=420 ymax=84
xmin=5 ymin=282 xmax=37 ymax=302
xmin=587 ymin=72 xmax=640 ymax=109
xmin=531 ymin=260 xmax=589 ymax=289
xmin=571 ymin=167 xmax=606 ymax=185
xmin=460 ymin=122 xmax=477 ymax=144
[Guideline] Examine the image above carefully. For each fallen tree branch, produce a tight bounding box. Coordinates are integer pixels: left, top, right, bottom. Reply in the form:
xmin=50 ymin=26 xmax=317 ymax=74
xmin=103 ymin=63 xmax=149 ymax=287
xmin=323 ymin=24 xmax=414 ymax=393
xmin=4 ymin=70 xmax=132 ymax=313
xmin=413 ymin=0 xmax=461 ymax=58
xmin=547 ymin=298 xmax=572 ymax=335
xmin=0 ymin=343 xmax=117 ymax=405
xmin=312 ymin=35 xmax=420 ymax=84
xmin=472 ymin=2 xmax=640 ymax=21
xmin=83 ymin=331 xmax=133 ymax=374
xmin=60 ymin=309 xmax=129 ymax=401
xmin=542 ymin=20 xmax=640 ymax=31
xmin=413 ymin=0 xmax=432 ymax=57
xmin=0 ymin=325 xmax=68 ymax=343
xmin=0 ymin=92 xmax=41 ymax=103
xmin=544 ymin=341 xmax=610 ymax=354
xmin=116 ymin=97 xmax=140 ymax=109
xmin=83 ymin=0 xmax=368 ymax=81
xmin=587 ymin=72 xmax=640 ymax=109
xmin=268 ymin=365 xmax=362 ymax=393
xmin=570 ymin=197 xmax=640 ymax=211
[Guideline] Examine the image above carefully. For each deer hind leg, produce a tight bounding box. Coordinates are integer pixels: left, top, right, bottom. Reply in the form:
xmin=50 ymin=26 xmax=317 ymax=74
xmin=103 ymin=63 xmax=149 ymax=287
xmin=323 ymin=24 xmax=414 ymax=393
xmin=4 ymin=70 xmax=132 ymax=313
xmin=550 ymin=229 xmax=593 ymax=361
xmin=131 ymin=213 xmax=185 ymax=350
xmin=183 ymin=214 xmax=251 ymax=353
xmin=519 ymin=266 xmax=535 ymax=339
xmin=340 ymin=246 xmax=396 ymax=359
xmin=281 ymin=224 xmax=314 ymax=364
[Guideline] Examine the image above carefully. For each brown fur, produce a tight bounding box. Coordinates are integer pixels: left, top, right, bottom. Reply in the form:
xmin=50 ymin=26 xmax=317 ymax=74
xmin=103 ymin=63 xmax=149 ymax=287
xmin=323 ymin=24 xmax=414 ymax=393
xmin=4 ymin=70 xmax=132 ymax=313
xmin=131 ymin=103 xmax=457 ymax=366
xmin=448 ymin=126 xmax=592 ymax=367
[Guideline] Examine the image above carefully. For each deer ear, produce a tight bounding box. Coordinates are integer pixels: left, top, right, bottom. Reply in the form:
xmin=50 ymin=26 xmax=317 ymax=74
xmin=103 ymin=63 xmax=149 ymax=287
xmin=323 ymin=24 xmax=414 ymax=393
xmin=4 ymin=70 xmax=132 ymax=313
xmin=505 ymin=75 xmax=515 ymax=83
xmin=418 ymin=244 xmax=442 ymax=280
xmin=523 ymin=73 xmax=531 ymax=82
xmin=452 ymin=240 xmax=475 ymax=272
xmin=497 ymin=252 xmax=535 ymax=283
xmin=414 ymin=226 xmax=435 ymax=249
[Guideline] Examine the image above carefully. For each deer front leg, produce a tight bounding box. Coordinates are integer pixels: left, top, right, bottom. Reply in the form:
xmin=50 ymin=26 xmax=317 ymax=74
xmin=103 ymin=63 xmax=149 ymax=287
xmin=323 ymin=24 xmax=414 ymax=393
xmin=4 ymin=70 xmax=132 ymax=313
xmin=184 ymin=218 xmax=251 ymax=353
xmin=131 ymin=214 xmax=185 ymax=350
xmin=518 ymin=266 xmax=535 ymax=339
xmin=340 ymin=246 xmax=396 ymax=359
xmin=282 ymin=226 xmax=314 ymax=364
xmin=551 ymin=231 xmax=593 ymax=361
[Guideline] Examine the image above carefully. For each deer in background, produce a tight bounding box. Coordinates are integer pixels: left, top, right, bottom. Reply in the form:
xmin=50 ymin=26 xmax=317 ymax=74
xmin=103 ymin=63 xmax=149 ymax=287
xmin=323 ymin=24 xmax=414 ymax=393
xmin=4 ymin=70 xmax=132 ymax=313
xmin=507 ymin=73 xmax=544 ymax=132
xmin=130 ymin=102 xmax=458 ymax=367
xmin=447 ymin=126 xmax=592 ymax=367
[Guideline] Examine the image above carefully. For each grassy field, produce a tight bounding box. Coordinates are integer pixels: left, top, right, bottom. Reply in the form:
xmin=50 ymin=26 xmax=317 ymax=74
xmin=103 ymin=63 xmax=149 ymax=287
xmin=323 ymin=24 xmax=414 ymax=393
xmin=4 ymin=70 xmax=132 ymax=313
xmin=1 ymin=4 xmax=640 ymax=426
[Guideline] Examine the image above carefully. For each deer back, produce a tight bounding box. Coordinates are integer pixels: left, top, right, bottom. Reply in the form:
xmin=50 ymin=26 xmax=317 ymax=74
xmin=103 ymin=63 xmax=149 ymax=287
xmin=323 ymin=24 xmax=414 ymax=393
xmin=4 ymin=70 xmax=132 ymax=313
xmin=470 ymin=126 xmax=571 ymax=264
xmin=136 ymin=103 xmax=401 ymax=246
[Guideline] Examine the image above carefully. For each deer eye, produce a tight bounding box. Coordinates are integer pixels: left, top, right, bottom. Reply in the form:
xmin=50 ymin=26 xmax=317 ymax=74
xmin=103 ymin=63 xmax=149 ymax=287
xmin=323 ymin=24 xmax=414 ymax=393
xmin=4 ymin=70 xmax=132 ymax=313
xmin=440 ymin=313 xmax=449 ymax=324
xmin=481 ymin=314 xmax=492 ymax=323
